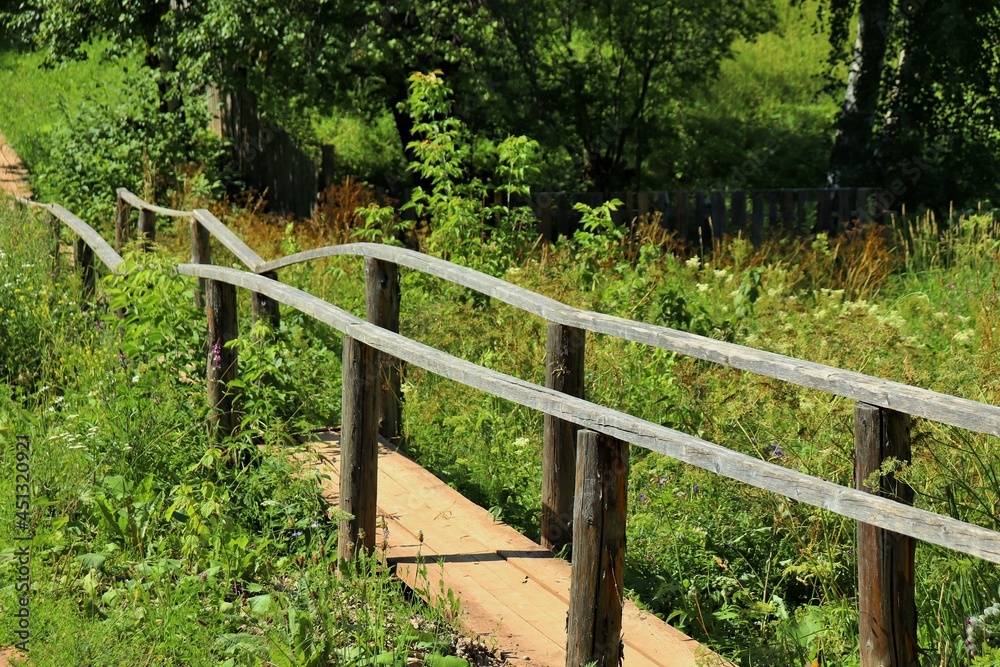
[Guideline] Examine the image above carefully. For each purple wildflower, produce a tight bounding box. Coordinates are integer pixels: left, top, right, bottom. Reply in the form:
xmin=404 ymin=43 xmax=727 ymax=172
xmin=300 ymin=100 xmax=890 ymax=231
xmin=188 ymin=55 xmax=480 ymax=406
xmin=118 ymin=349 xmax=127 ymax=370
xmin=211 ymin=341 xmax=222 ymax=369
xmin=658 ymin=477 xmax=667 ymax=486
xmin=639 ymin=493 xmax=647 ymax=503
xmin=769 ymin=442 xmax=785 ymax=458
xmin=291 ymin=530 xmax=303 ymax=538
xmin=692 ymin=484 xmax=699 ymax=494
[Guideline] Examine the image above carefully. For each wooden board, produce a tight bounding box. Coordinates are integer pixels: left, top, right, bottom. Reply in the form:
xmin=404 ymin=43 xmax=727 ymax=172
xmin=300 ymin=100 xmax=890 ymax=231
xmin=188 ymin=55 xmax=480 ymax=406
xmin=193 ymin=209 xmax=265 ymax=272
xmin=116 ymin=188 xmax=193 ymax=218
xmin=302 ymin=432 xmax=719 ymax=667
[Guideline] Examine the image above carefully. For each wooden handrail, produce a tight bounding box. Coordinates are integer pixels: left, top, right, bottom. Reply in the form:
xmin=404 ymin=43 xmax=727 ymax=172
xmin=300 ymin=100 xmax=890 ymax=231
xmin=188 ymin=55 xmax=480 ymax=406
xmin=116 ymin=188 xmax=193 ymax=218
xmin=15 ymin=196 xmax=124 ymax=274
xmin=175 ymin=262 xmax=1000 ymax=565
xmin=192 ymin=209 xmax=266 ymax=272
xmin=258 ymin=242 xmax=1000 ymax=438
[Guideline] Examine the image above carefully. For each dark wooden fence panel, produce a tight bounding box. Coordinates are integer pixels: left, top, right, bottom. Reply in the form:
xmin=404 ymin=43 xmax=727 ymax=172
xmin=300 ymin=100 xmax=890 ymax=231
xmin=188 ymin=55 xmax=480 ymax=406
xmin=507 ymin=188 xmax=881 ymax=243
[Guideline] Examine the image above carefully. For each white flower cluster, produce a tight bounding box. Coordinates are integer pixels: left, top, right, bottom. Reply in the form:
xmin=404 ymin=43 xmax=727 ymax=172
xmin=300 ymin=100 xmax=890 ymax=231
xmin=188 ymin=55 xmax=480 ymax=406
xmin=967 ymin=602 xmax=1000 ymax=656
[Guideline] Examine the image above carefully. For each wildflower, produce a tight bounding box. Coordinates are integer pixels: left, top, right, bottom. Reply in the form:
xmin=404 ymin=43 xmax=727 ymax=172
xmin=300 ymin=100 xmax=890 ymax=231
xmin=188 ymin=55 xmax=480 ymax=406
xmin=685 ymin=255 xmax=700 ymax=269
xmin=291 ymin=530 xmax=303 ymax=538
xmin=953 ymin=329 xmax=974 ymax=345
xmin=639 ymin=493 xmax=648 ymax=503
xmin=211 ymin=341 xmax=222 ymax=369
xmin=118 ymin=349 xmax=127 ymax=370
xmin=713 ymin=269 xmax=727 ymax=279
xmin=658 ymin=477 xmax=667 ymax=486
xmin=692 ymin=484 xmax=699 ymax=494
xmin=769 ymin=442 xmax=785 ymax=458
xmin=696 ymin=283 xmax=709 ymax=292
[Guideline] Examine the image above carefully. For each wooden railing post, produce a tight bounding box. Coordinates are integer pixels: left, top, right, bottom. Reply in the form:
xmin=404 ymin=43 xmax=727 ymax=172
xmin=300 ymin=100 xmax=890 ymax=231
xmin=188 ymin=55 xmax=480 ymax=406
xmin=206 ymin=278 xmax=239 ymax=439
xmin=542 ymin=323 xmax=585 ymax=552
xmin=854 ymin=402 xmax=918 ymax=667
xmin=138 ymin=207 xmax=155 ymax=251
xmin=339 ymin=335 xmax=380 ymax=561
xmin=365 ymin=257 xmax=401 ymax=442
xmin=75 ymin=238 xmax=95 ymax=303
xmin=50 ymin=213 xmax=60 ymax=278
xmin=190 ymin=217 xmax=211 ymax=309
xmin=115 ymin=195 xmax=130 ymax=252
xmin=567 ymin=429 xmax=627 ymax=667
xmin=251 ymin=271 xmax=280 ymax=334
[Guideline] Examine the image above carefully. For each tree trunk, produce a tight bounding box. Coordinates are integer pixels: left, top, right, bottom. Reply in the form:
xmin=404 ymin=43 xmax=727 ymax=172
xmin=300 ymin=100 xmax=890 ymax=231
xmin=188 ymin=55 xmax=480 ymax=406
xmin=828 ymin=0 xmax=893 ymax=186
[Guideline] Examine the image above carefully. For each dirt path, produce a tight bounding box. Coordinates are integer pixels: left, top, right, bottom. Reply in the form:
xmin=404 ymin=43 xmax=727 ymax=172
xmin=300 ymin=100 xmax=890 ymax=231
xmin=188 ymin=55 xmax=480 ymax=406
xmin=0 ymin=130 xmax=32 ymax=199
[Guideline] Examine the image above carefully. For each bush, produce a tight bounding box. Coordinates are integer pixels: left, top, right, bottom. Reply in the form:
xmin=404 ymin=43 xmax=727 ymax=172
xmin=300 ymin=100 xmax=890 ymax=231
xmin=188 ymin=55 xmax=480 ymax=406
xmin=33 ymin=69 xmax=223 ymax=228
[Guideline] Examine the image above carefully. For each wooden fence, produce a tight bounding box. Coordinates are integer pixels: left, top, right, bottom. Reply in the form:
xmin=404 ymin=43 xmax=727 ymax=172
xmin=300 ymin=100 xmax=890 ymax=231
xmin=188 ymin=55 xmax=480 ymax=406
xmin=505 ymin=187 xmax=885 ymax=243
xmin=15 ymin=188 xmax=1000 ymax=667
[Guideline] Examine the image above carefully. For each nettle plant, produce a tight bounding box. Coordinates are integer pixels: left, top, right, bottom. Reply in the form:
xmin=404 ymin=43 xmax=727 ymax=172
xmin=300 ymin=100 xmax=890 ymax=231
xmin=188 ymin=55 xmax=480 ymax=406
xmin=358 ymin=71 xmax=540 ymax=276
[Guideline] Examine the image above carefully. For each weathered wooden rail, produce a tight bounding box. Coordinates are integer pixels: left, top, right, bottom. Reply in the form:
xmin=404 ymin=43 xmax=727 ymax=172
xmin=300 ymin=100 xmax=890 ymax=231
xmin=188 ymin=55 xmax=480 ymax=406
xmin=14 ymin=189 xmax=1000 ymax=667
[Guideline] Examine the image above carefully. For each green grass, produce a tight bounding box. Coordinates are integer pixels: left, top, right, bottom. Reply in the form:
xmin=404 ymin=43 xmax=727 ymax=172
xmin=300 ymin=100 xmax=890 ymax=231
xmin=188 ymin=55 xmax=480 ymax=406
xmin=0 ymin=41 xmax=134 ymax=171
xmin=0 ymin=201 xmax=476 ymax=666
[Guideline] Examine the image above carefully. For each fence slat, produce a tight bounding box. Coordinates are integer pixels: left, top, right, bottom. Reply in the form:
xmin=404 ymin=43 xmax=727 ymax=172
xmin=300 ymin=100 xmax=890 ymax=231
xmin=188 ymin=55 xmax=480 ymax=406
xmin=365 ymin=257 xmax=401 ymax=443
xmin=752 ymin=191 xmax=764 ymax=243
xmin=542 ymin=323 xmax=585 ymax=553
xmin=711 ymin=191 xmax=726 ymax=239
xmin=675 ymin=191 xmax=689 ymax=242
xmin=855 ymin=403 xmax=918 ymax=667
xmin=797 ymin=189 xmax=808 ymax=233
xmin=818 ymin=189 xmax=833 ymax=233
xmin=781 ymin=190 xmax=795 ymax=229
xmin=567 ymin=429 xmax=627 ymax=667
xmin=339 ymin=335 xmax=379 ymax=561
xmin=730 ymin=190 xmax=747 ymax=233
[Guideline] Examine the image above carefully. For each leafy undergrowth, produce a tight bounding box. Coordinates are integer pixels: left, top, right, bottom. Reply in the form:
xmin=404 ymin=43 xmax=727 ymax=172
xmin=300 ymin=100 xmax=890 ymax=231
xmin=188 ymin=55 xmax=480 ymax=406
xmin=0 ymin=201 xmax=498 ymax=666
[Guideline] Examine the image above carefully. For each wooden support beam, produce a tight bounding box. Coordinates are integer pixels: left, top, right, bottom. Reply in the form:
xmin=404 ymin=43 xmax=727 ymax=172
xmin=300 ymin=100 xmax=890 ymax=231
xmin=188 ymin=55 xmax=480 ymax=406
xmin=115 ymin=196 xmax=130 ymax=252
xmin=206 ymin=278 xmax=239 ymax=440
xmin=251 ymin=270 xmax=281 ymax=334
xmin=75 ymin=237 xmax=95 ymax=304
xmin=855 ymin=402 xmax=918 ymax=667
xmin=138 ymin=208 xmax=156 ymax=250
xmin=190 ymin=218 xmax=211 ymax=309
xmin=339 ymin=335 xmax=379 ymax=561
xmin=567 ymin=429 xmax=627 ymax=667
xmin=365 ymin=257 xmax=401 ymax=443
xmin=542 ymin=323 xmax=585 ymax=553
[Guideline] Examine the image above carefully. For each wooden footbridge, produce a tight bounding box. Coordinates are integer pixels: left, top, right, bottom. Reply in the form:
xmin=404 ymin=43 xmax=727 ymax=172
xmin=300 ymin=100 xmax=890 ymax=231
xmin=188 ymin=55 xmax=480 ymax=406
xmin=13 ymin=188 xmax=1000 ymax=667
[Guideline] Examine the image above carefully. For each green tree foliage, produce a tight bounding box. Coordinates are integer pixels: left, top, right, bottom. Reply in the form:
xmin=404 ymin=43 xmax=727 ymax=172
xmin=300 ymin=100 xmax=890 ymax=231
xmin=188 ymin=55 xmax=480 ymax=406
xmin=824 ymin=0 xmax=1000 ymax=208
xmin=4 ymin=0 xmax=779 ymax=193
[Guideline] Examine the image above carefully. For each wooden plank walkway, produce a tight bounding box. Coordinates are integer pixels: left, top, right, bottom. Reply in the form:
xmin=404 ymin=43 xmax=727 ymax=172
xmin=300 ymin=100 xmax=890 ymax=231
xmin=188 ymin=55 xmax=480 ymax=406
xmin=0 ymin=131 xmax=32 ymax=199
xmin=302 ymin=431 xmax=726 ymax=667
